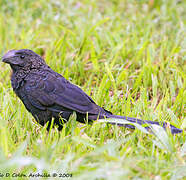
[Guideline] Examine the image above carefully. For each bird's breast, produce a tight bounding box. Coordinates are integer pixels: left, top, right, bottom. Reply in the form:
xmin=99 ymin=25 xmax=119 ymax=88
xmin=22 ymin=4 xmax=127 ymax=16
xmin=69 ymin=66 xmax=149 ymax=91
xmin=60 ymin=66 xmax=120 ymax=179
xmin=11 ymin=75 xmax=25 ymax=91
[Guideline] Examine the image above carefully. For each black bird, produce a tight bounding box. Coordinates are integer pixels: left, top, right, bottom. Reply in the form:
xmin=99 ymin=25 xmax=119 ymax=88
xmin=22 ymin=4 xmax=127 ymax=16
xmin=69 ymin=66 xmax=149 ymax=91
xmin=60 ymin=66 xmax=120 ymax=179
xmin=2 ymin=49 xmax=183 ymax=134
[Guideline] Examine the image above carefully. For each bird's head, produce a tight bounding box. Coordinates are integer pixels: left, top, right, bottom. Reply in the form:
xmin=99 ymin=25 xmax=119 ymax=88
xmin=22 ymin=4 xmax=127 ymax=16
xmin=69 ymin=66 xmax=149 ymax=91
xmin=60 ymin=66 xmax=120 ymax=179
xmin=2 ymin=49 xmax=46 ymax=71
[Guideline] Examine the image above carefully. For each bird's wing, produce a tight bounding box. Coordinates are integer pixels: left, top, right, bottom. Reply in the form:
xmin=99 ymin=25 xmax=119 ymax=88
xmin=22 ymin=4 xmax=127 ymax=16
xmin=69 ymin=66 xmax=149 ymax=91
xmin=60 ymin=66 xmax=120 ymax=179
xmin=24 ymin=71 xmax=102 ymax=114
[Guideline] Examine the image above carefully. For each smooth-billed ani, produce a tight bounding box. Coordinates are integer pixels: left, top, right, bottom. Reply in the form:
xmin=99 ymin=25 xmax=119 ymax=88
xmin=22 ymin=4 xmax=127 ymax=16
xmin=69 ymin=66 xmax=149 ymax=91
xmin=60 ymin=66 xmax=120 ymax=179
xmin=2 ymin=49 xmax=183 ymax=134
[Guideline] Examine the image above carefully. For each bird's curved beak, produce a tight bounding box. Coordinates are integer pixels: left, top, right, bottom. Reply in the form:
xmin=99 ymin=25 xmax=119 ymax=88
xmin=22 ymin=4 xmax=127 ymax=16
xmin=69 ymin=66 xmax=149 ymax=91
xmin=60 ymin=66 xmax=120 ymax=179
xmin=2 ymin=50 xmax=17 ymax=64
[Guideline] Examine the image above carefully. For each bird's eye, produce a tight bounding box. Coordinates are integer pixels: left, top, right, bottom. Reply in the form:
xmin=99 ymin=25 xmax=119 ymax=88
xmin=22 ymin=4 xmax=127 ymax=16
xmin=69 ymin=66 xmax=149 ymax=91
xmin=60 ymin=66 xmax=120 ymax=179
xmin=20 ymin=55 xmax=25 ymax=59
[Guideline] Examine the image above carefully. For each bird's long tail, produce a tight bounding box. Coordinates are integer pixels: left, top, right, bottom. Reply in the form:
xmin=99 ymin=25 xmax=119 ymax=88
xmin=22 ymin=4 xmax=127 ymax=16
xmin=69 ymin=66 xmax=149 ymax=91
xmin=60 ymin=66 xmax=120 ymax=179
xmin=107 ymin=114 xmax=183 ymax=134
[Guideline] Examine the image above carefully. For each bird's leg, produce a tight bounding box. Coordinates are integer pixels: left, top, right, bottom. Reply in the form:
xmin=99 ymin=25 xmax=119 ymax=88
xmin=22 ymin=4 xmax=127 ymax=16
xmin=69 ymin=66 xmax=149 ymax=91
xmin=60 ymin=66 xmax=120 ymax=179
xmin=54 ymin=117 xmax=63 ymax=131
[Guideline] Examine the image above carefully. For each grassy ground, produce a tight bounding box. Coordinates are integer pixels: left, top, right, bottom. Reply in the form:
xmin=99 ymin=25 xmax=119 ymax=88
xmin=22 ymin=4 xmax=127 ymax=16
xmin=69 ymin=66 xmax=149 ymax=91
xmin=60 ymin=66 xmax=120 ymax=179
xmin=0 ymin=0 xmax=185 ymax=179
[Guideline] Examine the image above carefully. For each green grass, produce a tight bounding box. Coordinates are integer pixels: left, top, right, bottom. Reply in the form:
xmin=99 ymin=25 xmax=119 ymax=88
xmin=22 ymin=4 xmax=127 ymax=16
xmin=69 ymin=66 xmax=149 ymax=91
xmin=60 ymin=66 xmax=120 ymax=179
xmin=0 ymin=0 xmax=186 ymax=179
